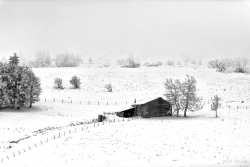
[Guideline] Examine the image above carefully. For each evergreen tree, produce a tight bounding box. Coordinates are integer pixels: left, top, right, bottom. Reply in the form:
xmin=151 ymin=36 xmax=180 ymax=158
xmin=9 ymin=53 xmax=19 ymax=65
xmin=0 ymin=55 xmax=41 ymax=110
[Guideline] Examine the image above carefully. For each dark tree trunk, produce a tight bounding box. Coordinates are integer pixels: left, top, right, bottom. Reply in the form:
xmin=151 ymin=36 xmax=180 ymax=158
xmin=184 ymin=101 xmax=188 ymax=117
xmin=29 ymin=85 xmax=33 ymax=108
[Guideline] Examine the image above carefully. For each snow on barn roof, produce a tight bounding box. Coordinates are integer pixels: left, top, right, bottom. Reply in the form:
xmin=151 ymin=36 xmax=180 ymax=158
xmin=131 ymin=97 xmax=165 ymax=106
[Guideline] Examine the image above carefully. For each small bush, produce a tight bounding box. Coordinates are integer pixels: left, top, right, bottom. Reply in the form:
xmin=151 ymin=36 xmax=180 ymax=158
xmin=208 ymin=58 xmax=249 ymax=73
xmin=191 ymin=59 xmax=197 ymax=65
xmin=177 ymin=61 xmax=181 ymax=66
xmin=122 ymin=54 xmax=140 ymax=68
xmin=165 ymin=60 xmax=175 ymax=66
xmin=105 ymin=83 xmax=112 ymax=92
xmin=70 ymin=76 xmax=81 ymax=89
xmin=103 ymin=63 xmax=110 ymax=67
xmin=117 ymin=59 xmax=126 ymax=66
xmin=98 ymin=114 xmax=107 ymax=122
xmin=54 ymin=78 xmax=63 ymax=89
xmin=145 ymin=61 xmax=163 ymax=67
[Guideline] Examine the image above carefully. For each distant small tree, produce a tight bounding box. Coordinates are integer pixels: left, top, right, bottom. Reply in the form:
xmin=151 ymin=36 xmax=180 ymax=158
xmin=88 ymin=58 xmax=93 ymax=64
xmin=183 ymin=57 xmax=190 ymax=66
xmin=211 ymin=95 xmax=220 ymax=117
xmin=179 ymin=75 xmax=203 ymax=117
xmin=70 ymin=76 xmax=81 ymax=89
xmin=105 ymin=83 xmax=112 ymax=92
xmin=54 ymin=78 xmax=63 ymax=89
xmin=198 ymin=59 xmax=202 ymax=65
xmin=9 ymin=53 xmax=19 ymax=65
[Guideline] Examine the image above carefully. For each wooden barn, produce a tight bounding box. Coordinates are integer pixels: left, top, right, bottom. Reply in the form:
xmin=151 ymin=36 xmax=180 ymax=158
xmin=116 ymin=97 xmax=172 ymax=118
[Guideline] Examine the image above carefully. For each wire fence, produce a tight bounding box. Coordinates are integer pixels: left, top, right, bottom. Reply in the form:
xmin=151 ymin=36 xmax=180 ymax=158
xmin=0 ymin=116 xmax=138 ymax=164
xmin=40 ymin=97 xmax=250 ymax=110
xmin=42 ymin=98 xmax=137 ymax=106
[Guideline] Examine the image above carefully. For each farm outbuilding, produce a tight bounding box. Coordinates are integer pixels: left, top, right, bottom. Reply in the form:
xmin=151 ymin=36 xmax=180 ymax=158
xmin=116 ymin=97 xmax=172 ymax=118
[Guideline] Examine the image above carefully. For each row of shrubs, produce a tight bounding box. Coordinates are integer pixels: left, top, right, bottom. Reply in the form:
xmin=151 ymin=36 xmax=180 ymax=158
xmin=54 ymin=76 xmax=113 ymax=92
xmin=54 ymin=76 xmax=81 ymax=89
xmin=27 ymin=51 xmax=82 ymax=68
xmin=117 ymin=57 xmax=203 ymax=68
xmin=207 ymin=58 xmax=249 ymax=73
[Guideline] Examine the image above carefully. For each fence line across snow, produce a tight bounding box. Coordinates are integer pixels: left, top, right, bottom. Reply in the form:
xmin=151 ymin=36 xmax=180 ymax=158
xmin=0 ymin=116 xmax=139 ymax=164
xmin=42 ymin=98 xmax=136 ymax=106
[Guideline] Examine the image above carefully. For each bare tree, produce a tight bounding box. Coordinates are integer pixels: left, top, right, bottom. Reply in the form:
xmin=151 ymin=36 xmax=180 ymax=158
xmin=211 ymin=95 xmax=219 ymax=117
xmin=179 ymin=75 xmax=203 ymax=117
xmin=164 ymin=78 xmax=182 ymax=117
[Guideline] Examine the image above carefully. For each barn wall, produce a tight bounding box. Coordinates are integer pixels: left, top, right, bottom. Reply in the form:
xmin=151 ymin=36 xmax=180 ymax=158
xmin=136 ymin=98 xmax=172 ymax=118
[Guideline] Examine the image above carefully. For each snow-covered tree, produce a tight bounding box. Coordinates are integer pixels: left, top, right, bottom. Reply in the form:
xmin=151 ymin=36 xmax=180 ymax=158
xmin=0 ymin=54 xmax=41 ymax=110
xmin=164 ymin=75 xmax=203 ymax=117
xmin=164 ymin=78 xmax=182 ymax=116
xmin=211 ymin=95 xmax=219 ymax=117
xmin=179 ymin=75 xmax=203 ymax=117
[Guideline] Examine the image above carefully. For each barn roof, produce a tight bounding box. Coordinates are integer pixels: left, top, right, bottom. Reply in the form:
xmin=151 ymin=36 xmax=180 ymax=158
xmin=131 ymin=97 xmax=166 ymax=106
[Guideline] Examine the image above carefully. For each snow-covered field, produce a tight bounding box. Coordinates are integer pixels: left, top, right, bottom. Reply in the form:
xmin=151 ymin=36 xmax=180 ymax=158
xmin=1 ymin=66 xmax=250 ymax=167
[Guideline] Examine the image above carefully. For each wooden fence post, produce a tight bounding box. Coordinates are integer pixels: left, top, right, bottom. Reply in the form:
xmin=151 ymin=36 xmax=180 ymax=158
xmin=45 ymin=98 xmax=46 ymax=102
xmin=62 ymin=100 xmax=63 ymax=103
xmin=54 ymin=98 xmax=55 ymax=102
xmin=89 ymin=101 xmax=90 ymax=105
xmin=98 ymin=101 xmax=99 ymax=105
xmin=71 ymin=99 xmax=72 ymax=103
xmin=107 ymin=101 xmax=108 ymax=105
xmin=13 ymin=152 xmax=15 ymax=157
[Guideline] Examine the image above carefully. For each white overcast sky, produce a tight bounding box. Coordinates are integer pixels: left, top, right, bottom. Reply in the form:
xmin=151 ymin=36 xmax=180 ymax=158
xmin=0 ymin=0 xmax=250 ymax=58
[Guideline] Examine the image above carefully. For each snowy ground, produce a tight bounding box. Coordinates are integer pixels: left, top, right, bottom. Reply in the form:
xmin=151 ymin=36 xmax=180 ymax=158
xmin=1 ymin=66 xmax=250 ymax=167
